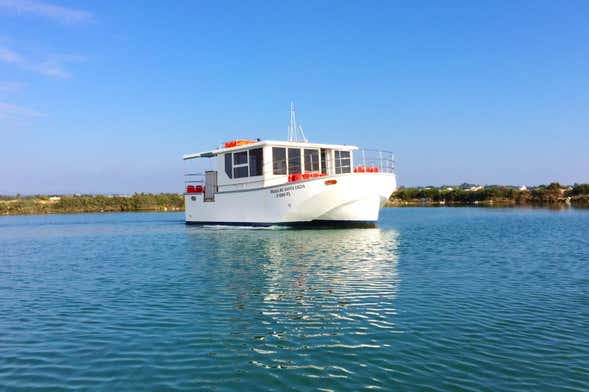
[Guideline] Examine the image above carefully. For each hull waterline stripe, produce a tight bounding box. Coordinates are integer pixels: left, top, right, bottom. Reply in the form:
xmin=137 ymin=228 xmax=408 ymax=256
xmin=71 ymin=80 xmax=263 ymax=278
xmin=184 ymin=220 xmax=377 ymax=228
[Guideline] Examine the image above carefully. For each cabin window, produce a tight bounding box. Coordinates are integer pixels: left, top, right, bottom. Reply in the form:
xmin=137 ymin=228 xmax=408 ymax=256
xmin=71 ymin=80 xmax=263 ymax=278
xmin=288 ymin=148 xmax=301 ymax=174
xmin=224 ymin=153 xmax=232 ymax=179
xmin=320 ymin=149 xmax=327 ymax=174
xmin=335 ymin=150 xmax=351 ymax=174
xmin=234 ymin=166 xmax=249 ymax=178
xmin=233 ymin=151 xmax=248 ymax=165
xmin=249 ymin=148 xmax=263 ymax=177
xmin=304 ymin=149 xmax=319 ymax=173
xmin=233 ymin=151 xmax=249 ymax=178
xmin=272 ymin=147 xmax=287 ymax=175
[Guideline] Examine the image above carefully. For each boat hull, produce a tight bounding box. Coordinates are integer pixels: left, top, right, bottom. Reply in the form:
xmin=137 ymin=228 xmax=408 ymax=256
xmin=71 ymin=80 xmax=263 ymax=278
xmin=184 ymin=173 xmax=396 ymax=227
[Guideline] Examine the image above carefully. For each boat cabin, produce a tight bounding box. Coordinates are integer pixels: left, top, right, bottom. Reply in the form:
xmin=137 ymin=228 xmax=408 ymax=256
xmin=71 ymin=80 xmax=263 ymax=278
xmin=183 ymin=140 xmax=362 ymax=193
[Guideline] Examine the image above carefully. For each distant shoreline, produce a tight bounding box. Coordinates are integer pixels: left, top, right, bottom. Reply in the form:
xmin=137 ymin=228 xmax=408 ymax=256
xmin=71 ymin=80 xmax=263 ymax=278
xmin=3 ymin=203 xmax=588 ymax=217
xmin=387 ymin=183 xmax=589 ymax=208
xmin=384 ymin=200 xmax=589 ymax=208
xmin=2 ymin=183 xmax=588 ymax=216
xmin=0 ymin=193 xmax=184 ymax=216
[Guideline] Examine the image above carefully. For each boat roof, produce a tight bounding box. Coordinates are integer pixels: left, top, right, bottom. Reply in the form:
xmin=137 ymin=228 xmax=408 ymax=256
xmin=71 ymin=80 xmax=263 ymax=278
xmin=183 ymin=140 xmax=358 ymax=160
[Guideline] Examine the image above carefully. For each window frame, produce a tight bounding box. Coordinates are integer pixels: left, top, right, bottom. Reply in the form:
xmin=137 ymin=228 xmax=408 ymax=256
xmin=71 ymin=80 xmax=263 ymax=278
xmin=249 ymin=148 xmax=263 ymax=177
xmin=304 ymin=149 xmax=320 ymax=173
xmin=232 ymin=150 xmax=249 ymax=179
xmin=233 ymin=166 xmax=249 ymax=178
xmin=224 ymin=153 xmax=233 ymax=179
xmin=287 ymin=148 xmax=301 ymax=175
xmin=335 ymin=150 xmax=351 ymax=174
xmin=272 ymin=147 xmax=287 ymax=175
xmin=233 ymin=151 xmax=248 ymax=165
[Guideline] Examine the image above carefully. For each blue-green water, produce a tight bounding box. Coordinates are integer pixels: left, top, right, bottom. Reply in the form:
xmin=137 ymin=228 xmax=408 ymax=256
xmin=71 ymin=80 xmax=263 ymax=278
xmin=1 ymin=208 xmax=588 ymax=391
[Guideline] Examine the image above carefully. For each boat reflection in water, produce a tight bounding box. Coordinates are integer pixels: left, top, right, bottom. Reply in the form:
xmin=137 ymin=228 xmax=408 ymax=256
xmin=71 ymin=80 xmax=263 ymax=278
xmin=186 ymin=226 xmax=400 ymax=388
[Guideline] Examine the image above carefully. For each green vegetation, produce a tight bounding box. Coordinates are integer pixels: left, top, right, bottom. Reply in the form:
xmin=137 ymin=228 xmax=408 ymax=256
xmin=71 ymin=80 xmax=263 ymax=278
xmin=0 ymin=193 xmax=184 ymax=215
xmin=2 ymin=183 xmax=588 ymax=216
xmin=390 ymin=183 xmax=589 ymax=207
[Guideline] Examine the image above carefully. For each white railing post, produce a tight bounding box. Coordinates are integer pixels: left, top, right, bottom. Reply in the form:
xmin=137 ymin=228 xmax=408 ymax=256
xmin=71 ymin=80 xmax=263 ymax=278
xmin=391 ymin=153 xmax=395 ymax=172
xmin=379 ymin=150 xmax=383 ymax=172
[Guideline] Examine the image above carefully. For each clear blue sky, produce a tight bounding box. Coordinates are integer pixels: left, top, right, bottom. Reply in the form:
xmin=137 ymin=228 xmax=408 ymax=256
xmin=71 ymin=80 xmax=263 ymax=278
xmin=1 ymin=1 xmax=588 ymax=194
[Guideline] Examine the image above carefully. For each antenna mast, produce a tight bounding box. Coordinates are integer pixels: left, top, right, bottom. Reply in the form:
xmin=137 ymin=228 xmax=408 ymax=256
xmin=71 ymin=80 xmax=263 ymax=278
xmin=288 ymin=102 xmax=308 ymax=142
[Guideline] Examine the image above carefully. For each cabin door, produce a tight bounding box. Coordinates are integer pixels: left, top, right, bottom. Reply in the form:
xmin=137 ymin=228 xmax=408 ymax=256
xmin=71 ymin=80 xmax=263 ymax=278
xmin=204 ymin=171 xmax=217 ymax=202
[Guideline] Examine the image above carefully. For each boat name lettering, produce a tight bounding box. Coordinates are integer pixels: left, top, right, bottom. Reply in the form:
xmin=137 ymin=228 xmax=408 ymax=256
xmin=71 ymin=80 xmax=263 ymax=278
xmin=270 ymin=184 xmax=305 ymax=198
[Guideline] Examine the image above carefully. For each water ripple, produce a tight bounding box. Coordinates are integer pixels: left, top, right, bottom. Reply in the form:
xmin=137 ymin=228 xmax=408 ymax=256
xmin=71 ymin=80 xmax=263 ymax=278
xmin=1 ymin=209 xmax=588 ymax=390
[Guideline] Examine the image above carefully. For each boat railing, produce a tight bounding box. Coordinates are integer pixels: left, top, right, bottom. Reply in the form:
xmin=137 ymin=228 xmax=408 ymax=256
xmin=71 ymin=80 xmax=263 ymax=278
xmin=184 ymin=173 xmax=205 ymax=185
xmin=266 ymin=152 xmax=395 ymax=175
xmin=354 ymin=149 xmax=395 ymax=174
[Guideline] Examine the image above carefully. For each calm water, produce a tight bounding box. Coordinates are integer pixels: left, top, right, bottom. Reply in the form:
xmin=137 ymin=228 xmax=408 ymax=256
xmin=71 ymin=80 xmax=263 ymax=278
xmin=1 ymin=208 xmax=588 ymax=391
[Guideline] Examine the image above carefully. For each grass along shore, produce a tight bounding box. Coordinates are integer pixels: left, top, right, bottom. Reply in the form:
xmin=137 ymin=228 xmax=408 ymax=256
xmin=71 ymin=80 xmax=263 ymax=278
xmin=1 ymin=183 xmax=588 ymax=216
xmin=388 ymin=183 xmax=589 ymax=207
xmin=0 ymin=193 xmax=184 ymax=216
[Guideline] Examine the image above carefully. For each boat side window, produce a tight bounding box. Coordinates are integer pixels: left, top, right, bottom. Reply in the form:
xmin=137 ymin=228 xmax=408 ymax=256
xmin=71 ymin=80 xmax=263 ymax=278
xmin=341 ymin=151 xmax=351 ymax=173
xmin=288 ymin=148 xmax=301 ymax=174
xmin=249 ymin=148 xmax=263 ymax=177
xmin=320 ymin=149 xmax=327 ymax=174
xmin=233 ymin=151 xmax=249 ymax=178
xmin=233 ymin=151 xmax=248 ymax=165
xmin=304 ymin=149 xmax=319 ymax=173
xmin=272 ymin=147 xmax=287 ymax=175
xmin=234 ymin=166 xmax=249 ymax=178
xmin=335 ymin=150 xmax=351 ymax=174
xmin=225 ymin=153 xmax=233 ymax=179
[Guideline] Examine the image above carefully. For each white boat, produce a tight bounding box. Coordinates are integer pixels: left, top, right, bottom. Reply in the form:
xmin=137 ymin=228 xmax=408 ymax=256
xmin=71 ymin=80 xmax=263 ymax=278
xmin=183 ymin=105 xmax=397 ymax=227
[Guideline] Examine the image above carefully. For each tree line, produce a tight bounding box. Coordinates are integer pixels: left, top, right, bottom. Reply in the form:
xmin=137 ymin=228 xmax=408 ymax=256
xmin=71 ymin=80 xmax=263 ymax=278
xmin=2 ymin=183 xmax=588 ymax=216
xmin=391 ymin=183 xmax=589 ymax=206
xmin=0 ymin=193 xmax=184 ymax=215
